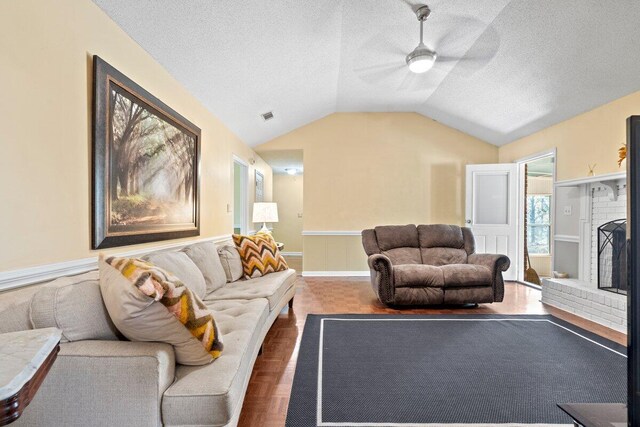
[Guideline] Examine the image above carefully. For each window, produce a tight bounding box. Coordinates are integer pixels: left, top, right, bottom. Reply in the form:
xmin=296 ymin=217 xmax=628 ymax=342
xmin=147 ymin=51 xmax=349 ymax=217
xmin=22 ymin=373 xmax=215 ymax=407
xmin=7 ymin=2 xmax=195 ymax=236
xmin=527 ymin=195 xmax=551 ymax=255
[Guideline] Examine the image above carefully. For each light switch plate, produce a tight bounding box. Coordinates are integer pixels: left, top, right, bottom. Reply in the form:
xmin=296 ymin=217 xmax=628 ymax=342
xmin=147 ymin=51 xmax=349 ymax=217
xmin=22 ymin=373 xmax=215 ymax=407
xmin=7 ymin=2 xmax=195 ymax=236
xmin=563 ymin=206 xmax=572 ymax=215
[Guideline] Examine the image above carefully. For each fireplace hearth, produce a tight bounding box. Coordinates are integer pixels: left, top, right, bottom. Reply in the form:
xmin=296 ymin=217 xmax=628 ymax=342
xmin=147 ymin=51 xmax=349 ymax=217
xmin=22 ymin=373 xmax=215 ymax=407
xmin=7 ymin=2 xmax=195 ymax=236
xmin=597 ymin=219 xmax=627 ymax=294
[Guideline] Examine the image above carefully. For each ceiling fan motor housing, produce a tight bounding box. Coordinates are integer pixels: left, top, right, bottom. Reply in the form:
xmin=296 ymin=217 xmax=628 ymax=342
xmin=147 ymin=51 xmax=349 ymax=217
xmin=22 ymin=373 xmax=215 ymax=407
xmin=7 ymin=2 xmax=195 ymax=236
xmin=416 ymin=5 xmax=431 ymax=21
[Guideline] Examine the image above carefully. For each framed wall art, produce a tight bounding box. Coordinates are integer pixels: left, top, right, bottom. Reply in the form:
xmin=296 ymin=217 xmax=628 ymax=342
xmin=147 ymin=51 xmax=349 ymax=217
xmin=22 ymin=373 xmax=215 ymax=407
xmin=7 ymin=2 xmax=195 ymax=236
xmin=92 ymin=56 xmax=201 ymax=249
xmin=255 ymin=170 xmax=264 ymax=202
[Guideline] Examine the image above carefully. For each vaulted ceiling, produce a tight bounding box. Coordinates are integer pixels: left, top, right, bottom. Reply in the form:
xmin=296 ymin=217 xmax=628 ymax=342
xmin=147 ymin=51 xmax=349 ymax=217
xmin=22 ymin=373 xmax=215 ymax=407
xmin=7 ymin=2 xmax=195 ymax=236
xmin=93 ymin=0 xmax=640 ymax=147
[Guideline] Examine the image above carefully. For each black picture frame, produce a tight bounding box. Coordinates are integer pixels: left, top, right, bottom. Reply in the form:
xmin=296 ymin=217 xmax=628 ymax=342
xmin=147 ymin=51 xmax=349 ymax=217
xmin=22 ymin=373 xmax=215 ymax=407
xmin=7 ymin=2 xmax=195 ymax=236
xmin=92 ymin=56 xmax=201 ymax=249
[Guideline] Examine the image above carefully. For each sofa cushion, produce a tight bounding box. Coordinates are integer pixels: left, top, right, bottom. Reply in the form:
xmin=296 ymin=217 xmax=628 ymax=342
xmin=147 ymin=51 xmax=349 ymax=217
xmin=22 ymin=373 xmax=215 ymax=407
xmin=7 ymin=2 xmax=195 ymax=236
xmin=444 ymin=287 xmax=494 ymax=304
xmin=382 ymin=247 xmax=422 ymax=265
xmin=162 ymin=298 xmax=269 ymax=427
xmin=232 ymin=233 xmax=288 ymax=279
xmin=183 ymin=241 xmax=227 ymax=295
xmin=394 ymin=287 xmax=444 ymax=305
xmin=0 ymin=285 xmax=42 ymax=334
xmin=218 ymin=244 xmax=244 ymax=282
xmin=421 ymin=247 xmax=468 ymax=266
xmin=99 ymin=256 xmax=223 ymax=366
xmin=393 ymin=264 xmax=444 ymax=288
xmin=374 ymin=224 xmax=419 ymax=250
xmin=440 ymin=264 xmax=492 ymax=287
xmin=29 ymin=271 xmax=119 ymax=343
xmin=204 ymin=269 xmax=297 ymax=311
xmin=418 ymin=224 xmax=465 ymax=249
xmin=144 ymin=251 xmax=207 ymax=299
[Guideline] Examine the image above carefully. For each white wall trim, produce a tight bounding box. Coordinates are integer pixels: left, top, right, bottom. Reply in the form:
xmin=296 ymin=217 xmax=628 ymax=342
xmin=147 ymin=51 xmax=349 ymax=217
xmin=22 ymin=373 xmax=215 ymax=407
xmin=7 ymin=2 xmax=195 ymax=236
xmin=515 ymin=148 xmax=558 ymax=166
xmin=302 ymin=230 xmax=361 ymax=236
xmin=281 ymin=251 xmax=303 ymax=257
xmin=555 ymin=171 xmax=626 ymax=188
xmin=302 ymin=271 xmax=369 ymax=277
xmin=554 ymin=234 xmax=580 ymax=243
xmin=0 ymin=234 xmax=232 ymax=292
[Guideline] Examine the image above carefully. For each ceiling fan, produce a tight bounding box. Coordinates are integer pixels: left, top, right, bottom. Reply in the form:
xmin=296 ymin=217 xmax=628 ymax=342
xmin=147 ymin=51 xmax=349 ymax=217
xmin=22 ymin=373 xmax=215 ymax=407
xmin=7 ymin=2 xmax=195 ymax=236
xmin=353 ymin=4 xmax=499 ymax=90
xmin=406 ymin=5 xmax=437 ymax=73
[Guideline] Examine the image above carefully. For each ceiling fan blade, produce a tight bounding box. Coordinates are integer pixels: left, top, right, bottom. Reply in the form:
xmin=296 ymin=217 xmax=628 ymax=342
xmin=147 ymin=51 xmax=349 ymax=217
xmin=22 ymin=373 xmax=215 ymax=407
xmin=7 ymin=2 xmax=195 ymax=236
xmin=397 ymin=71 xmax=437 ymax=92
xmin=355 ymin=63 xmax=405 ymax=84
xmin=354 ymin=61 xmax=405 ymax=73
xmin=429 ymin=15 xmax=500 ymax=75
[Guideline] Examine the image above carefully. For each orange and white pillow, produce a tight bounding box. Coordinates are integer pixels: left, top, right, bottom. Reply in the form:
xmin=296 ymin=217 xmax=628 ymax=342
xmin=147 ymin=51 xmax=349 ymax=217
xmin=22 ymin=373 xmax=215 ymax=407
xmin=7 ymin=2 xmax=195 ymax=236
xmin=232 ymin=233 xmax=288 ymax=279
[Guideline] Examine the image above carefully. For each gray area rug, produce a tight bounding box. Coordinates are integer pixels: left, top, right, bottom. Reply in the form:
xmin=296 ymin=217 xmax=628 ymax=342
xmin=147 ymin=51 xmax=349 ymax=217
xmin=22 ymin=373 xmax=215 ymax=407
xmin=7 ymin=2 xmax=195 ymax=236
xmin=285 ymin=314 xmax=626 ymax=426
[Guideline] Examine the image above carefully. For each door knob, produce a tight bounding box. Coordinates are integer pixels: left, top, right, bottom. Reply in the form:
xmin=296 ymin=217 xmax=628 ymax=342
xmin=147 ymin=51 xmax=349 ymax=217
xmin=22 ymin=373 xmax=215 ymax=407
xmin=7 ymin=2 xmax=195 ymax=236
xmin=466 ymin=220 xmax=471 ymax=224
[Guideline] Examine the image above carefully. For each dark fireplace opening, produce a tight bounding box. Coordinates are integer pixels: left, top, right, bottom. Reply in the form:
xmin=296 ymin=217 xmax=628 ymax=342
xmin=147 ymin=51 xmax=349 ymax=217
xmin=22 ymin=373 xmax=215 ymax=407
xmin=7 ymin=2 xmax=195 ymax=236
xmin=597 ymin=218 xmax=627 ymax=294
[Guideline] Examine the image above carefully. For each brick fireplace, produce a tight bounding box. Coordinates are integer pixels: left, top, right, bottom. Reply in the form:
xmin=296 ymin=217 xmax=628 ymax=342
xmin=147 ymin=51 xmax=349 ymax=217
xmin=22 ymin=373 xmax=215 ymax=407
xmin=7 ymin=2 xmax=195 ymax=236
xmin=541 ymin=173 xmax=627 ymax=332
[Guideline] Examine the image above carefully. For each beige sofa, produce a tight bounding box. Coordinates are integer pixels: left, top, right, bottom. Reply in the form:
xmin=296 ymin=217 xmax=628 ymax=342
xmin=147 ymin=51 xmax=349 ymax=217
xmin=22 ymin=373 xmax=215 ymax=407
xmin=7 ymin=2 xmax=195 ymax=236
xmin=0 ymin=240 xmax=297 ymax=427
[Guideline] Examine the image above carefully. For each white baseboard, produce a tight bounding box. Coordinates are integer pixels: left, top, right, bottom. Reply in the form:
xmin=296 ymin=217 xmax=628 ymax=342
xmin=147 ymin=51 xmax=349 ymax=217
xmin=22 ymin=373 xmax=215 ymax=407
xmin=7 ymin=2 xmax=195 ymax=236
xmin=302 ymin=271 xmax=369 ymax=277
xmin=281 ymin=252 xmax=302 ymax=257
xmin=0 ymin=234 xmax=232 ymax=292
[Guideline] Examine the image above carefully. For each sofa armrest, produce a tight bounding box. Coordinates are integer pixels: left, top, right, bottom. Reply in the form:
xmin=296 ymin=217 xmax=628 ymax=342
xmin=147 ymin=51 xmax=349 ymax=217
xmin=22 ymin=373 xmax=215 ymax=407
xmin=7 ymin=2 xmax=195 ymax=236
xmin=467 ymin=253 xmax=510 ymax=302
xmin=14 ymin=340 xmax=175 ymax=427
xmin=368 ymin=254 xmax=394 ymax=304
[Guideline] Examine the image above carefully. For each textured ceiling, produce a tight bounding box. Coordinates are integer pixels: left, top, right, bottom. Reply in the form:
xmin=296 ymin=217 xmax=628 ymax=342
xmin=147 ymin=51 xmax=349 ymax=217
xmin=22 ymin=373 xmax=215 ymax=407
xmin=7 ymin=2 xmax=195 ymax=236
xmin=93 ymin=0 xmax=640 ymax=147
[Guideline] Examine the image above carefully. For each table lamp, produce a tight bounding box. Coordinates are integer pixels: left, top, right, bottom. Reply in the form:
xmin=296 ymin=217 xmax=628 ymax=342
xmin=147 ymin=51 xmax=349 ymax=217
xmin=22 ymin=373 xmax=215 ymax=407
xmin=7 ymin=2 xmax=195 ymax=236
xmin=252 ymin=202 xmax=278 ymax=234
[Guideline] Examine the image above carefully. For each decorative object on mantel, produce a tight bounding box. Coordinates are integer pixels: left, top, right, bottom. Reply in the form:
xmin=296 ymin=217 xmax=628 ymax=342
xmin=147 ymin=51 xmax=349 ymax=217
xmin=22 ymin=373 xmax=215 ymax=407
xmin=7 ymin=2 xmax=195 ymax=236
xmin=0 ymin=328 xmax=61 ymax=425
xmin=552 ymin=271 xmax=569 ymax=279
xmin=92 ymin=56 xmax=201 ymax=249
xmin=618 ymin=144 xmax=627 ymax=167
xmin=587 ymin=163 xmax=596 ymax=176
xmin=252 ymin=202 xmax=278 ymax=235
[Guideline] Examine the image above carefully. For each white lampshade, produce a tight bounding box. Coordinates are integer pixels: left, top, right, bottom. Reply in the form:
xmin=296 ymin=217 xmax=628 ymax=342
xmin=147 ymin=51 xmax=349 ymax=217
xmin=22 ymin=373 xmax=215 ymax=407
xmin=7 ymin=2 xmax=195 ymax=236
xmin=252 ymin=202 xmax=278 ymax=223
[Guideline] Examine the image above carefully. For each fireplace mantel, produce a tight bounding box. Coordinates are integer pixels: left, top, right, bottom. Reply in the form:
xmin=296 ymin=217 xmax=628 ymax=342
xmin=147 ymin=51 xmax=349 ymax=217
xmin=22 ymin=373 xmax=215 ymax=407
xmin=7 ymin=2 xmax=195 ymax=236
xmin=555 ymin=172 xmax=626 ymax=201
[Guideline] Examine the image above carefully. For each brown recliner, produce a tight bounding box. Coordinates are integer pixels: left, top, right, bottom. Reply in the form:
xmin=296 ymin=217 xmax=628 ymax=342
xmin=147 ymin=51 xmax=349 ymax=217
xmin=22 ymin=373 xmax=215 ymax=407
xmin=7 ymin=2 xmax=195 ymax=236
xmin=362 ymin=224 xmax=510 ymax=306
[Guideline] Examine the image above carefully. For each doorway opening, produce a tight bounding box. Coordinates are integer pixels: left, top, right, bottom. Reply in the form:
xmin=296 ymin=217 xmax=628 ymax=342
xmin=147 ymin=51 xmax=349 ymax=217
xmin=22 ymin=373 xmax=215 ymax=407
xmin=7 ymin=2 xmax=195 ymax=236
xmin=233 ymin=156 xmax=248 ymax=234
xmin=518 ymin=152 xmax=555 ymax=286
xmin=255 ymin=149 xmax=304 ymax=273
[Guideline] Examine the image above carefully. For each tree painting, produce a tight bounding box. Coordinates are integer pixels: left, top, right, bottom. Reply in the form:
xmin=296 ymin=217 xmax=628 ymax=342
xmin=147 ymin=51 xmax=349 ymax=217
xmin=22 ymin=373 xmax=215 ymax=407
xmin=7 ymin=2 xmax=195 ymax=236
xmin=108 ymin=85 xmax=196 ymax=230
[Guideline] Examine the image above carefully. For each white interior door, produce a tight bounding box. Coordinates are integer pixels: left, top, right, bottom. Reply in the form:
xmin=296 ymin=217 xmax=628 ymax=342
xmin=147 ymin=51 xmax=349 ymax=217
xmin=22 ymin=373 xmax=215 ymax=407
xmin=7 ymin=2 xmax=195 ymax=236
xmin=465 ymin=164 xmax=519 ymax=280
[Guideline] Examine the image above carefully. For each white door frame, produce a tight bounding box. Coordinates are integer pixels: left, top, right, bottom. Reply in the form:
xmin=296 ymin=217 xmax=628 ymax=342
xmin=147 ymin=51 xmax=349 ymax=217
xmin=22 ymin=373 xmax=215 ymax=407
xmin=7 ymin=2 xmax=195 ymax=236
xmin=515 ymin=148 xmax=557 ymax=285
xmin=232 ymin=155 xmax=249 ymax=234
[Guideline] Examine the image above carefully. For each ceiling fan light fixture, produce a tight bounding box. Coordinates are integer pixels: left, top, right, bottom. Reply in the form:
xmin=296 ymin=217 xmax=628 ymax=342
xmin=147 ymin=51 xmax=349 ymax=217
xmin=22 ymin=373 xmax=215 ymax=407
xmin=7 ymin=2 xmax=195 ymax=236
xmin=406 ymin=45 xmax=437 ymax=74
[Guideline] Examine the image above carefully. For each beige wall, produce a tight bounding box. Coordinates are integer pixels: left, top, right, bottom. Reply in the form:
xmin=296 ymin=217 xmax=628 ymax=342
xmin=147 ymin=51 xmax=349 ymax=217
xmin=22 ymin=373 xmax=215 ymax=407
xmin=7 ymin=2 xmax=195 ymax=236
xmin=272 ymin=174 xmax=303 ymax=253
xmin=0 ymin=0 xmax=271 ymax=271
xmin=499 ymin=90 xmax=640 ymax=180
xmin=257 ymin=112 xmax=499 ymax=271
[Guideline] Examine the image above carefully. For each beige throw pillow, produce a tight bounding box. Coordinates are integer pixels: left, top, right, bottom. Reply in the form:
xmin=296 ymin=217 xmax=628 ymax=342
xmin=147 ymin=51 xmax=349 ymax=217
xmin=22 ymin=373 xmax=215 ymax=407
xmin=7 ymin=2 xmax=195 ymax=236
xmin=217 ymin=244 xmax=244 ymax=282
xmin=144 ymin=251 xmax=207 ymax=299
xmin=183 ymin=242 xmax=227 ymax=295
xmin=99 ymin=255 xmax=223 ymax=366
xmin=29 ymin=271 xmax=119 ymax=342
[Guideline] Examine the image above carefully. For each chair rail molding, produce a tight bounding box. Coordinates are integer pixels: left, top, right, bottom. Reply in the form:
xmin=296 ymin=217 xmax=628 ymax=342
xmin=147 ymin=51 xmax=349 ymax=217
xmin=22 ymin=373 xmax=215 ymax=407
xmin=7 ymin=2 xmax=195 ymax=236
xmin=302 ymin=271 xmax=369 ymax=277
xmin=0 ymin=234 xmax=232 ymax=291
xmin=554 ymin=234 xmax=580 ymax=243
xmin=301 ymin=230 xmax=362 ymax=236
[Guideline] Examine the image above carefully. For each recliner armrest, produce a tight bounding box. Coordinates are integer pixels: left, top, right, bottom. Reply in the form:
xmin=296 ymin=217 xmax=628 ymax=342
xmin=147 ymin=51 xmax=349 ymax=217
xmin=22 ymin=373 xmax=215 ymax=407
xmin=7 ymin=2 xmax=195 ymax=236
xmin=467 ymin=253 xmax=510 ymax=272
xmin=367 ymin=254 xmax=394 ymax=304
xmin=468 ymin=253 xmax=510 ymax=303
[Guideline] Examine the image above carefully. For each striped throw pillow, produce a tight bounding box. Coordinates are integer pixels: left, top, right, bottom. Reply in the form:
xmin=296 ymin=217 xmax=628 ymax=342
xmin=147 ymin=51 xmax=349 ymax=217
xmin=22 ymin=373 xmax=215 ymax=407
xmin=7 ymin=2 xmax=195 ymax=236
xmin=232 ymin=233 xmax=288 ymax=279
